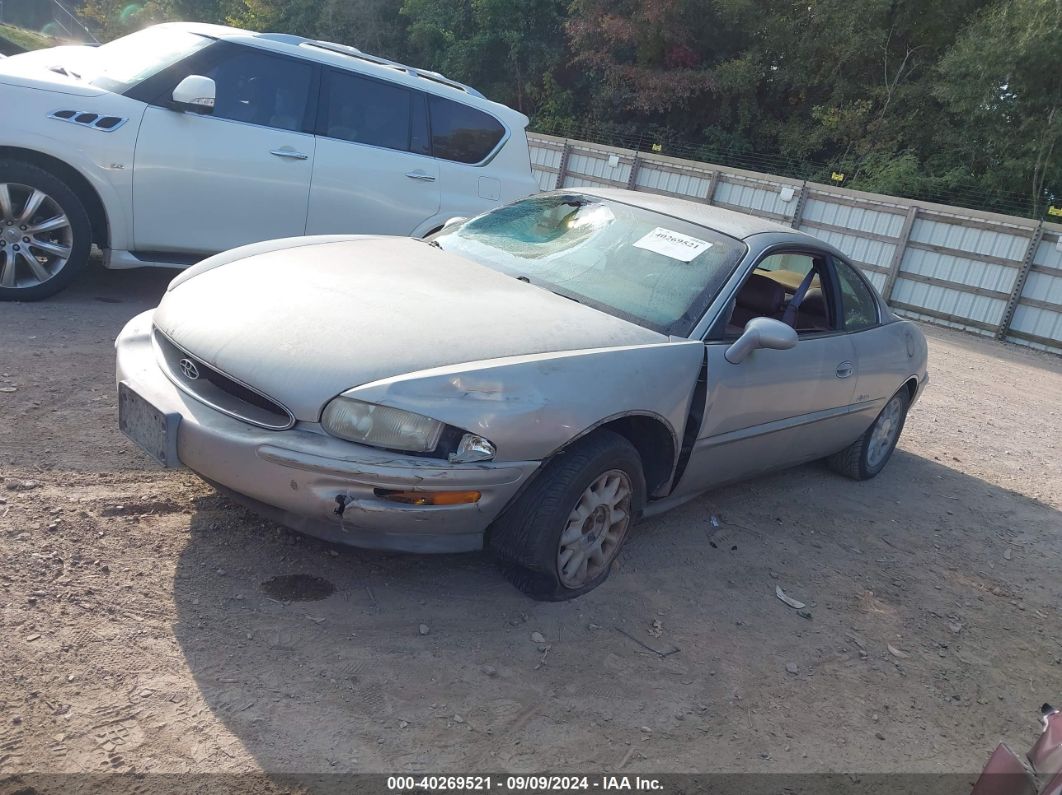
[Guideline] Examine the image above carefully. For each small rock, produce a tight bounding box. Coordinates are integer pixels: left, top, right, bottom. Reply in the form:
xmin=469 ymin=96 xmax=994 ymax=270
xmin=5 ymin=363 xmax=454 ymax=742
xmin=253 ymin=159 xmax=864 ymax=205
xmin=12 ymin=715 xmax=22 ymax=725
xmin=6 ymin=479 xmax=39 ymax=491
xmin=419 ymin=624 xmax=430 ymax=636
xmin=26 ymin=634 xmax=40 ymax=642
xmin=875 ymin=732 xmax=886 ymax=741
xmin=640 ymin=726 xmax=652 ymax=733
xmin=453 ymin=714 xmax=464 ymax=724
xmin=481 ymin=665 xmax=497 ymax=677
xmin=1003 ymin=548 xmax=1012 ymax=561
xmin=0 ymin=386 xmax=16 ymax=393
xmin=785 ymin=662 xmax=799 ymax=675
xmin=530 ymin=631 xmax=545 ymax=644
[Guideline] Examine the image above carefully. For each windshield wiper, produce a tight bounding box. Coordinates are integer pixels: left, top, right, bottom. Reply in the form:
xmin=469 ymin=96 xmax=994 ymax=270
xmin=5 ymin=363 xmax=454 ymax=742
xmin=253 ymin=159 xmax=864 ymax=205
xmin=514 ymin=275 xmax=580 ymax=303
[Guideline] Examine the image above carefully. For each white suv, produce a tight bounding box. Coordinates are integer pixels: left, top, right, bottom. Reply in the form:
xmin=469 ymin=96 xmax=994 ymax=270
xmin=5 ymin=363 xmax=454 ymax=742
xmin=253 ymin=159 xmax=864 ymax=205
xmin=0 ymin=22 xmax=538 ymax=300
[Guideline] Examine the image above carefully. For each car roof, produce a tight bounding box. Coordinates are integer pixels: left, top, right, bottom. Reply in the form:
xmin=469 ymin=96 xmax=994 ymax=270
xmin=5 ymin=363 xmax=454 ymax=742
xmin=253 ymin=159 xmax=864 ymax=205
xmin=147 ymin=22 xmax=528 ymax=127
xmin=569 ymin=187 xmax=822 ymax=242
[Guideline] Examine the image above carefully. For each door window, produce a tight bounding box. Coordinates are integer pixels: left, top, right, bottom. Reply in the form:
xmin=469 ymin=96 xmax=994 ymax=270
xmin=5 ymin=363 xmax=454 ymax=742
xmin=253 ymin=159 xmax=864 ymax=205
xmin=428 ymin=96 xmax=505 ymax=164
xmin=323 ymin=71 xmax=413 ymax=152
xmin=833 ymin=259 xmax=880 ymax=331
xmin=723 ymin=252 xmax=834 ymax=337
xmin=204 ymin=48 xmax=312 ymax=132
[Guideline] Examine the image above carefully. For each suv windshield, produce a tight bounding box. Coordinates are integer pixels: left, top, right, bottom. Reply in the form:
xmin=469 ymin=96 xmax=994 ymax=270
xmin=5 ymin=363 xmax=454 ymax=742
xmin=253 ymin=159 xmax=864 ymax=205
xmin=85 ymin=28 xmax=212 ymax=93
xmin=431 ymin=194 xmax=747 ymax=335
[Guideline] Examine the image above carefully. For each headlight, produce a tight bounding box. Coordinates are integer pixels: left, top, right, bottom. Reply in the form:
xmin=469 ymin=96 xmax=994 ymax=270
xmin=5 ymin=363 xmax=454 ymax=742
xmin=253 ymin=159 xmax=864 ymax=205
xmin=321 ymin=397 xmax=444 ymax=453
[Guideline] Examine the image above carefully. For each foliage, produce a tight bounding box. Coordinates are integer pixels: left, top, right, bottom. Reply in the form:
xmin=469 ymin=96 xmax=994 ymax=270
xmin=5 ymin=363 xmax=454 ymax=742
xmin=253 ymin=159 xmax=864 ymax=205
xmin=48 ymin=0 xmax=1062 ymax=216
xmin=0 ymin=23 xmax=56 ymax=54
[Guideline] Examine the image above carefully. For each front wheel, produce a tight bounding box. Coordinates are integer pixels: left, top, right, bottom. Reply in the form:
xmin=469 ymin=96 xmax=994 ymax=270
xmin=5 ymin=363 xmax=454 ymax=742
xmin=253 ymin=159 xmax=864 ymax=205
xmin=489 ymin=430 xmax=645 ymax=601
xmin=0 ymin=161 xmax=93 ymax=301
xmin=828 ymin=387 xmax=910 ymax=480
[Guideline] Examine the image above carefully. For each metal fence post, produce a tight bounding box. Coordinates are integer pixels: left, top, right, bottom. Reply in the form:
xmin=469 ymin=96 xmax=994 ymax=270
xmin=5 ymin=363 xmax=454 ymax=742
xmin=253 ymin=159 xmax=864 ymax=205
xmin=996 ymin=221 xmax=1044 ymax=340
xmin=555 ymin=142 xmax=573 ymax=190
xmin=626 ymin=154 xmax=641 ymax=191
xmin=882 ymin=206 xmax=918 ymax=302
xmin=788 ymin=181 xmax=808 ymax=228
xmin=704 ymin=171 xmax=720 ymax=204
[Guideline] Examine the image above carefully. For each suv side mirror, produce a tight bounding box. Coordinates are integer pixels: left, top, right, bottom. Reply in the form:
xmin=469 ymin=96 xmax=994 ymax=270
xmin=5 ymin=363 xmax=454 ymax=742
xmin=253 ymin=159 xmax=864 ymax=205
xmin=724 ymin=317 xmax=798 ymax=364
xmin=172 ymin=75 xmax=215 ymax=114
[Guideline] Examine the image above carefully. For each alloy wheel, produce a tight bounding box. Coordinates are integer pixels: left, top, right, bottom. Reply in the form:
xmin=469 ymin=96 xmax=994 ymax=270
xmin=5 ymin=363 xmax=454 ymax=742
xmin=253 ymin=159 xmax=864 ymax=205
xmin=557 ymin=469 xmax=632 ymax=589
xmin=0 ymin=183 xmax=74 ymax=289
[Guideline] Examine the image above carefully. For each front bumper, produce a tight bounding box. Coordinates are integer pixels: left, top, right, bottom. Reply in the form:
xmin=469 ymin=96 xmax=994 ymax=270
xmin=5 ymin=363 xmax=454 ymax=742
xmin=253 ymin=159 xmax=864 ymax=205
xmin=115 ymin=311 xmax=540 ymax=553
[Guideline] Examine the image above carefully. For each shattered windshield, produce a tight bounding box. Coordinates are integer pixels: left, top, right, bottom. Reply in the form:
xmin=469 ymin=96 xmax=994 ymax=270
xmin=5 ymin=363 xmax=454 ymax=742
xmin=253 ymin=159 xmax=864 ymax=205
xmin=430 ymin=194 xmax=746 ymax=335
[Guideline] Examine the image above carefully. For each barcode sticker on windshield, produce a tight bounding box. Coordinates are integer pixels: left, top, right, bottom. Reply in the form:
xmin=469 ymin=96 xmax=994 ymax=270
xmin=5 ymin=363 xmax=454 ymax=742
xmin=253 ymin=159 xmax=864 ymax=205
xmin=633 ymin=227 xmax=712 ymax=262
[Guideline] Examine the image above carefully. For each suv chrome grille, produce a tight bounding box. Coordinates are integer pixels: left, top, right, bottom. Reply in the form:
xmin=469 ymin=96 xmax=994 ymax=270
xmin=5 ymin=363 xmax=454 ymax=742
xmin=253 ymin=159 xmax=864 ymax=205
xmin=153 ymin=329 xmax=294 ymax=430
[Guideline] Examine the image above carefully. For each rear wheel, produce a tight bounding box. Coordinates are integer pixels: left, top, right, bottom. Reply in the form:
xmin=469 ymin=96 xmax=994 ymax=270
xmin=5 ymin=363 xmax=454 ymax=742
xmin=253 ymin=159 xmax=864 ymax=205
xmin=489 ymin=430 xmax=645 ymax=601
xmin=828 ymin=387 xmax=910 ymax=480
xmin=0 ymin=161 xmax=93 ymax=301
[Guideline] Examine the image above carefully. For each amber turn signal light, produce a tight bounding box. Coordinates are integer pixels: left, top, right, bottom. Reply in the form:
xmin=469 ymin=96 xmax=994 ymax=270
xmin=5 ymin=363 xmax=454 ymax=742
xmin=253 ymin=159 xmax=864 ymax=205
xmin=374 ymin=489 xmax=481 ymax=506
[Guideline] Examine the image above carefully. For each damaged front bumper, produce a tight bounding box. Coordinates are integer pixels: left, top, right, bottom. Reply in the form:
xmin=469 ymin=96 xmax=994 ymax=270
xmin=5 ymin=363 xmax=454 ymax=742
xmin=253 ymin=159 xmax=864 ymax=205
xmin=114 ymin=310 xmax=540 ymax=553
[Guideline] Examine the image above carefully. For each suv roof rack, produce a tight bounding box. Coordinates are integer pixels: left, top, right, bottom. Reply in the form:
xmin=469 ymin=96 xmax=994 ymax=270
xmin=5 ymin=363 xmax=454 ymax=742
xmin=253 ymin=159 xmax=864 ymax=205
xmin=254 ymin=32 xmax=485 ymax=99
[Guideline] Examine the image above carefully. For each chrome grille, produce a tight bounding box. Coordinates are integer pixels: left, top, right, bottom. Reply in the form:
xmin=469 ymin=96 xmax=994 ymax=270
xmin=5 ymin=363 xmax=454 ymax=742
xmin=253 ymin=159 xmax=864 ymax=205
xmin=153 ymin=329 xmax=294 ymax=430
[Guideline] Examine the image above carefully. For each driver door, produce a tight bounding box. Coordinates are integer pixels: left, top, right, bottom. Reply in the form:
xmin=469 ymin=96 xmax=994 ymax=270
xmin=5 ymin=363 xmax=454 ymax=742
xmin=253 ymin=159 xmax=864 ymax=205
xmin=132 ymin=43 xmax=317 ymax=255
xmin=672 ymin=250 xmax=859 ymax=496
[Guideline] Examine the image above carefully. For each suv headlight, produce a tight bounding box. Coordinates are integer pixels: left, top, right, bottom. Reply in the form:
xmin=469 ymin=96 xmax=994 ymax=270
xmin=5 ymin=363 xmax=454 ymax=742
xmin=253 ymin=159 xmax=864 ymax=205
xmin=321 ymin=397 xmax=444 ymax=453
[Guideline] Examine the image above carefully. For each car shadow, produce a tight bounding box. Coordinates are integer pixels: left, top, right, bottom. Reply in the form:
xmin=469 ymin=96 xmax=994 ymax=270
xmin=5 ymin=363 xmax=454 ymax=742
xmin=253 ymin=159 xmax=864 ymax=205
xmin=171 ymin=448 xmax=1062 ymax=775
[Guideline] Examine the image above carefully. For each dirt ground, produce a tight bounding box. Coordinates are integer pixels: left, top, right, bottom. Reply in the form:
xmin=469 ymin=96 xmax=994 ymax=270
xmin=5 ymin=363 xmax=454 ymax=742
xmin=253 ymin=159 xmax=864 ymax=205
xmin=1 ymin=262 xmax=1061 ymax=783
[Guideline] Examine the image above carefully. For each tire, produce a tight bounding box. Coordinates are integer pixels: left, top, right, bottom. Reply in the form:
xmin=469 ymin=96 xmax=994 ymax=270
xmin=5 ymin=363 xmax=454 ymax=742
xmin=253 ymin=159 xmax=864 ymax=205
xmin=828 ymin=387 xmax=910 ymax=480
xmin=0 ymin=161 xmax=93 ymax=301
xmin=489 ymin=430 xmax=646 ymax=601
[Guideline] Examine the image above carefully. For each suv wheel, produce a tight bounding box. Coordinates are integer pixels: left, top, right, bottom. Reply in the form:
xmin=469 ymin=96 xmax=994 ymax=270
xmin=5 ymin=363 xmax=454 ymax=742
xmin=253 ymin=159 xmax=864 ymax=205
xmin=489 ymin=430 xmax=645 ymax=601
xmin=0 ymin=161 xmax=93 ymax=301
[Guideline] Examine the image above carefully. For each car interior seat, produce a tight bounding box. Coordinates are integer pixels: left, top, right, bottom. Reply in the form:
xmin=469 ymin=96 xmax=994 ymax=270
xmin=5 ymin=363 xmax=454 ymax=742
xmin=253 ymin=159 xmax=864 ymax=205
xmin=728 ymin=273 xmax=786 ymax=333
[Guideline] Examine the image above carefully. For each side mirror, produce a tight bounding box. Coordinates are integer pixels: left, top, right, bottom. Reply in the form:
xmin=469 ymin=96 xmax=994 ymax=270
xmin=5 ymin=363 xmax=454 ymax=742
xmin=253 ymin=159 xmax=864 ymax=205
xmin=171 ymin=75 xmax=215 ymax=114
xmin=724 ymin=317 xmax=798 ymax=364
xmin=444 ymin=216 xmax=468 ymax=228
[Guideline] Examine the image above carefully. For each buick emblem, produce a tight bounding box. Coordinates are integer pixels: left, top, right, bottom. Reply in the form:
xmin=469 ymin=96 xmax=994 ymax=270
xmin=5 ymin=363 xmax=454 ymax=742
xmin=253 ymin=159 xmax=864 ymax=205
xmin=178 ymin=358 xmax=200 ymax=380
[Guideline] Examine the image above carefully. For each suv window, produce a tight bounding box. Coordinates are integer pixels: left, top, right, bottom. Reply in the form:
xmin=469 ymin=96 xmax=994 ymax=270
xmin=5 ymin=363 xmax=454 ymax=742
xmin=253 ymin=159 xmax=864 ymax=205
xmin=323 ymin=70 xmax=413 ymax=152
xmin=428 ymin=95 xmax=505 ymax=164
xmin=834 ymin=259 xmax=880 ymax=331
xmin=204 ymin=48 xmax=312 ymax=132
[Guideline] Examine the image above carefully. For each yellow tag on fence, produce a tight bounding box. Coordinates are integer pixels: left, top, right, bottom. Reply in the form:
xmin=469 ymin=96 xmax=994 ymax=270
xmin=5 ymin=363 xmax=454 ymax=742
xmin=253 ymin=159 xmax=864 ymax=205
xmin=831 ymin=171 xmax=845 ymax=182
xmin=651 ymin=143 xmax=662 ymax=153
xmin=1048 ymin=205 xmax=1062 ymax=217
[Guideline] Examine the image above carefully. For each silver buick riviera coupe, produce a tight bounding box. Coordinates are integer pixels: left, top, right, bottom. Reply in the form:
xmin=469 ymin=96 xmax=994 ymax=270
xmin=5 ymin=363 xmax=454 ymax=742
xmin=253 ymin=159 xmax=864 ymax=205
xmin=116 ymin=188 xmax=928 ymax=600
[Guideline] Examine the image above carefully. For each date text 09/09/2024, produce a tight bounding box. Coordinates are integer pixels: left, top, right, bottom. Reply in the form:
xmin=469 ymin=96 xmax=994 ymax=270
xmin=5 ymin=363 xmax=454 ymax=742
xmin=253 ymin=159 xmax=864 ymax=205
xmin=387 ymin=776 xmax=665 ymax=792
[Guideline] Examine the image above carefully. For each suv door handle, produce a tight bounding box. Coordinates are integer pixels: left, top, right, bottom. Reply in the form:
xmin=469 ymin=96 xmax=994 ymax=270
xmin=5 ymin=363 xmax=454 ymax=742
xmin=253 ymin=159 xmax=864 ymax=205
xmin=270 ymin=148 xmax=309 ymax=160
xmin=405 ymin=170 xmax=436 ymax=182
xmin=836 ymin=361 xmax=854 ymax=378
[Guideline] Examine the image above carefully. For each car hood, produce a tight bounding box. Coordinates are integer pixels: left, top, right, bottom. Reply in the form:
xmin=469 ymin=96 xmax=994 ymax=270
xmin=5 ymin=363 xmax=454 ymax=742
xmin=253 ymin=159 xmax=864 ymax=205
xmin=0 ymin=45 xmax=108 ymax=96
xmin=154 ymin=237 xmax=666 ymax=420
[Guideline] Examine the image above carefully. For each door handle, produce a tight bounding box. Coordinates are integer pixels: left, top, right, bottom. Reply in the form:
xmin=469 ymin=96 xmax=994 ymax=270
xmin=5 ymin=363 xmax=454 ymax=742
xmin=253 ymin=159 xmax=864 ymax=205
xmin=836 ymin=361 xmax=854 ymax=379
xmin=405 ymin=170 xmax=436 ymax=182
xmin=270 ymin=148 xmax=309 ymax=160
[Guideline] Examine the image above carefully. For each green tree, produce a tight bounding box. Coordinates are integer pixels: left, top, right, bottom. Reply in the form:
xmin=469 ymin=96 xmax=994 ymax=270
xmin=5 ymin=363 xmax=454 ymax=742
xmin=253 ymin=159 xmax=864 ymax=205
xmin=935 ymin=0 xmax=1062 ymax=214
